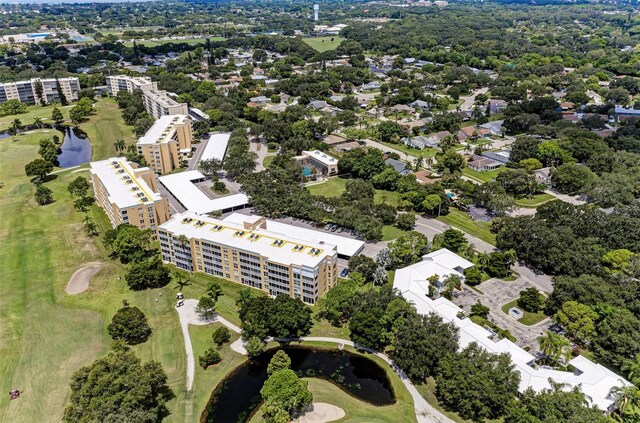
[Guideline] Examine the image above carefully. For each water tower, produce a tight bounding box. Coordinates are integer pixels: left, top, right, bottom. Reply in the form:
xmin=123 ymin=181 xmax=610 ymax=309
xmin=313 ymin=4 xmax=319 ymax=21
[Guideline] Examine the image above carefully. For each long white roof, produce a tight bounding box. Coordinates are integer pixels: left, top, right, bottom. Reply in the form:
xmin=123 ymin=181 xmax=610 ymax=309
xmin=158 ymin=170 xmax=248 ymax=215
xmin=201 ymin=133 xmax=231 ymax=162
xmin=159 ymin=211 xmax=336 ymax=267
xmin=301 ymin=150 xmax=338 ymax=167
xmin=394 ymin=250 xmax=630 ymax=412
xmin=90 ymin=157 xmax=161 ymax=208
xmin=223 ymin=213 xmax=364 ymax=257
xmin=137 ymin=114 xmax=188 ymax=145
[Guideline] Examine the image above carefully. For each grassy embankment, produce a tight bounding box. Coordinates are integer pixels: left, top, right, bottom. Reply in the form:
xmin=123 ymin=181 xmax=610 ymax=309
xmin=302 ymin=36 xmax=344 ymax=52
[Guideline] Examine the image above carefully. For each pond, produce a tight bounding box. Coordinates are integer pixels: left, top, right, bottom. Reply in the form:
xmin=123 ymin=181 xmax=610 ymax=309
xmin=57 ymin=127 xmax=92 ymax=168
xmin=201 ymin=346 xmax=395 ymax=423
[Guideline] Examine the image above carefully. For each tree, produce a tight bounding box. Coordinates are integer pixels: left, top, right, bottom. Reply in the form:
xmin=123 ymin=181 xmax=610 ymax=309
xmin=51 ymin=107 xmax=64 ymax=123
xmin=125 ymin=256 xmax=171 ymax=290
xmin=317 ymin=278 xmax=359 ymax=327
xmin=349 ymin=305 xmax=386 ymax=350
xmin=114 ymin=139 xmax=126 ymax=153
xmin=199 ymin=348 xmax=222 ymax=369
xmin=436 ymin=343 xmax=520 ymax=421
xmin=376 ymin=121 xmax=406 ymax=142
xmin=537 ymin=331 xmax=571 ymax=365
xmin=63 ymin=343 xmax=174 ymax=423
xmin=56 ymin=78 xmax=68 ymax=106
xmin=464 ymin=267 xmax=482 ymax=285
xmin=34 ymin=185 xmax=53 ymax=205
xmin=608 ymin=385 xmax=640 ymax=421
xmin=470 ymin=301 xmax=490 ymax=319
xmin=83 ymin=215 xmax=98 ymax=237
xmin=25 ymin=158 xmax=53 ymax=181
xmin=348 ymin=255 xmax=377 ymax=282
xmin=551 ymin=163 xmax=595 ymax=195
xmin=553 ymin=301 xmax=597 ymax=345
xmin=195 ymin=296 xmax=216 ymax=320
xmin=441 ymin=228 xmax=467 ymax=252
xmin=112 ymin=225 xmax=153 ymax=262
xmin=245 ymin=336 xmax=265 ymax=358
xmin=504 ymin=384 xmax=611 ymax=423
xmin=212 ymin=326 xmax=231 ymax=346
xmin=622 ymin=354 xmax=640 ymax=386
xmin=39 ymin=138 xmax=58 ymax=163
xmin=67 ymin=176 xmax=90 ymax=198
xmin=518 ymin=158 xmax=543 ymax=171
xmin=267 ymin=295 xmax=313 ymax=338
xmin=260 ymin=368 xmax=313 ymax=423
xmin=206 ymin=281 xmax=223 ymax=302
xmin=421 ymin=194 xmax=443 ymax=216
xmin=390 ymin=313 xmax=459 ymax=383
xmin=395 ymin=213 xmax=416 ymax=230
xmin=388 ymin=231 xmax=429 ymax=268
xmin=434 ymin=150 xmax=466 ymax=174
xmin=267 ymin=350 xmax=292 ymax=375
xmin=603 ymin=249 xmax=637 ymax=274
xmin=199 ymin=158 xmax=222 ymax=177
xmin=0 ymin=99 xmax=27 ymax=116
xmin=107 ymin=301 xmax=152 ymax=345
xmin=517 ymin=288 xmax=545 ymax=313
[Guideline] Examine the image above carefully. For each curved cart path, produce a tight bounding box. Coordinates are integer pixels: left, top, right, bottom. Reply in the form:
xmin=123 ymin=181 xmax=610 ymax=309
xmin=176 ymin=300 xmax=454 ymax=422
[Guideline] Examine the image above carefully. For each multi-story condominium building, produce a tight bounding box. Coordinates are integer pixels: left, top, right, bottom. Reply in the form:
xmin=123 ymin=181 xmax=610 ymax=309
xmin=106 ymin=75 xmax=158 ymax=96
xmin=136 ymin=114 xmax=193 ymax=174
xmin=143 ymin=89 xmax=188 ymax=119
xmin=89 ymin=157 xmax=170 ymax=232
xmin=158 ymin=212 xmax=339 ymax=304
xmin=0 ymin=77 xmax=80 ymax=105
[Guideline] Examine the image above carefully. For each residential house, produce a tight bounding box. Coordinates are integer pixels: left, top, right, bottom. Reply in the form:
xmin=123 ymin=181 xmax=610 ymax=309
xmin=426 ymin=131 xmax=452 ymax=147
xmin=390 ymin=104 xmax=416 ymax=114
xmin=467 ymin=155 xmax=501 ymax=172
xmin=488 ymin=99 xmax=508 ymax=115
xmin=249 ymin=95 xmax=269 ymax=104
xmin=479 ymin=120 xmax=505 ymax=137
xmin=385 ymin=158 xmax=412 ymax=175
xmin=456 ymin=126 xmax=491 ymax=142
xmin=403 ymin=135 xmax=439 ymax=149
xmin=534 ymin=167 xmax=553 ymax=186
xmin=360 ymin=82 xmax=381 ymax=91
xmin=309 ymin=100 xmax=330 ymax=110
xmin=410 ymin=100 xmax=431 ymax=111
xmin=614 ymin=106 xmax=640 ymax=121
xmin=481 ymin=150 xmax=510 ymax=165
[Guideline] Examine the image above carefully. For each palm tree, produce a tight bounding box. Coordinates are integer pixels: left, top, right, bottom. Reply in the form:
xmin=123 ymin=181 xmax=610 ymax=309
xmin=425 ymin=157 xmax=434 ymax=169
xmin=538 ymin=331 xmax=570 ymax=365
xmin=177 ymin=234 xmax=189 ymax=251
xmin=114 ymin=139 xmax=126 ymax=153
xmin=431 ymin=233 xmax=444 ymax=251
xmin=33 ymin=117 xmax=43 ymax=128
xmin=462 ymin=243 xmax=476 ymax=260
xmin=608 ymin=385 xmax=640 ymax=421
xmin=622 ymin=354 xmax=640 ymax=386
xmin=476 ymin=253 xmax=490 ymax=274
xmin=504 ymin=249 xmax=517 ymax=277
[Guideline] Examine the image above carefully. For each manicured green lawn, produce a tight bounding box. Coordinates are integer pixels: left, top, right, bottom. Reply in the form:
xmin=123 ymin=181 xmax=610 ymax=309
xmin=514 ymin=193 xmax=555 ymax=208
xmin=437 ymin=209 xmax=496 ymax=245
xmin=79 ymin=98 xmax=136 ymax=160
xmin=307 ymin=177 xmax=399 ymax=207
xmin=262 ymin=154 xmax=275 ymax=168
xmin=0 ymin=103 xmax=73 ymax=130
xmin=462 ymin=167 xmax=504 ymax=183
xmin=302 ymin=36 xmax=344 ymax=52
xmin=382 ymin=225 xmax=405 ymax=241
xmin=500 ymin=299 xmax=547 ymax=326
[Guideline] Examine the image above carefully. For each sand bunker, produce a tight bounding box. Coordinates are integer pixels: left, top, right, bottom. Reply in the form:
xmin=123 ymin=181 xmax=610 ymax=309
xmin=66 ymin=262 xmax=102 ymax=294
xmin=293 ymin=403 xmax=346 ymax=423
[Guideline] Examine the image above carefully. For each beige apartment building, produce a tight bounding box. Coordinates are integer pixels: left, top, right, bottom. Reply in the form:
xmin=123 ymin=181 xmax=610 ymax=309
xmin=0 ymin=77 xmax=80 ymax=105
xmin=158 ymin=212 xmax=338 ymax=304
xmin=143 ymin=89 xmax=188 ymax=119
xmin=136 ymin=114 xmax=193 ymax=174
xmin=89 ymin=157 xmax=170 ymax=232
xmin=106 ymin=75 xmax=158 ymax=96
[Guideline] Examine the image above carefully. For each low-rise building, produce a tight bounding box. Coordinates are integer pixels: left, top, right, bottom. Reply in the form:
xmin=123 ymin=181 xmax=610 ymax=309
xmin=0 ymin=77 xmax=80 ymax=105
xmin=143 ymin=90 xmax=189 ymax=119
xmin=137 ymin=115 xmax=193 ymax=174
xmin=296 ymin=150 xmax=339 ymax=176
xmin=158 ymin=211 xmax=340 ymax=304
xmin=393 ymin=249 xmax=631 ymax=412
xmin=89 ymin=157 xmax=170 ymax=232
xmin=106 ymin=75 xmax=157 ymax=96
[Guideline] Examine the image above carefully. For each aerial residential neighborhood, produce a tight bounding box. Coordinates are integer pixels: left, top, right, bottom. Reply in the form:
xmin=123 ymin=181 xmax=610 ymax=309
xmin=1 ymin=1 xmax=640 ymax=423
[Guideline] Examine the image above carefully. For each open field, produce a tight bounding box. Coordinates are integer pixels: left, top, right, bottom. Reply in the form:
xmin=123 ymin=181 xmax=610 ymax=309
xmin=0 ymin=103 xmax=73 ymax=130
xmin=123 ymin=37 xmax=225 ymax=47
xmin=437 ymin=209 xmax=496 ymax=245
xmin=379 ymin=140 xmax=439 ymax=159
xmin=307 ymin=177 xmax=400 ymax=207
xmin=501 ymin=299 xmax=547 ymax=326
xmin=302 ymin=36 xmax=344 ymax=52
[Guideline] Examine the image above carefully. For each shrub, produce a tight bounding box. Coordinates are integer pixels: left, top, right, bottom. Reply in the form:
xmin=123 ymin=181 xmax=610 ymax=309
xmin=199 ymin=348 xmax=222 ymax=369
xmin=212 ymin=326 xmax=231 ymax=346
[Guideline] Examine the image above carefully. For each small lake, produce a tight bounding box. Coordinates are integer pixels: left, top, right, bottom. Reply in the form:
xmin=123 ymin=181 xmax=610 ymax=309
xmin=201 ymin=346 xmax=395 ymax=423
xmin=57 ymin=127 xmax=92 ymax=167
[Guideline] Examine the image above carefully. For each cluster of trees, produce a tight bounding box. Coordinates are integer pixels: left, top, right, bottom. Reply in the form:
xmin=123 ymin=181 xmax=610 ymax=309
xmin=260 ymin=351 xmax=312 ymax=423
xmin=68 ymin=176 xmax=97 ymax=236
xmin=237 ymin=291 xmax=312 ymax=357
xmin=222 ymin=129 xmax=257 ymax=181
xmin=63 ymin=342 xmax=174 ymax=423
xmin=103 ymin=224 xmax=171 ymax=291
xmin=24 ymin=135 xmax=63 ymax=206
xmin=115 ymin=90 xmax=154 ymax=137
xmin=69 ymin=97 xmax=94 ymax=124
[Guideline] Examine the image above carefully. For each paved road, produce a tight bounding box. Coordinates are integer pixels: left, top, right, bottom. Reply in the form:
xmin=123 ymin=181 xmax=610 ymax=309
xmin=459 ymin=87 xmax=489 ymax=111
xmin=363 ymin=138 xmax=419 ymax=162
xmin=188 ymin=137 xmax=209 ymax=171
xmin=250 ymin=139 xmax=271 ymax=171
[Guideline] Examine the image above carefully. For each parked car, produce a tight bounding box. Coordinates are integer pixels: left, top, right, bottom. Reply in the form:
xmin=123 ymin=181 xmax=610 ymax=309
xmin=340 ymin=268 xmax=349 ymax=277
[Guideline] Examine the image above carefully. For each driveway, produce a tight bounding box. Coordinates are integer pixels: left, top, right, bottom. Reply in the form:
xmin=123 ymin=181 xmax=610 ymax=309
xmin=459 ymin=87 xmax=489 ymax=111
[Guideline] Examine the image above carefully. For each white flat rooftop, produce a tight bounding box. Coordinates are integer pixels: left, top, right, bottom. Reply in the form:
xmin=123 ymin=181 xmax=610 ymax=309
xmin=393 ymin=251 xmax=631 ymax=412
xmin=138 ymin=115 xmax=188 ymax=145
xmin=158 ymin=170 xmax=248 ymax=215
xmin=223 ymin=213 xmax=364 ymax=257
xmin=90 ymin=157 xmax=161 ymax=208
xmin=201 ymin=133 xmax=231 ymax=162
xmin=160 ymin=211 xmax=336 ymax=267
xmin=302 ymin=150 xmax=338 ymax=167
